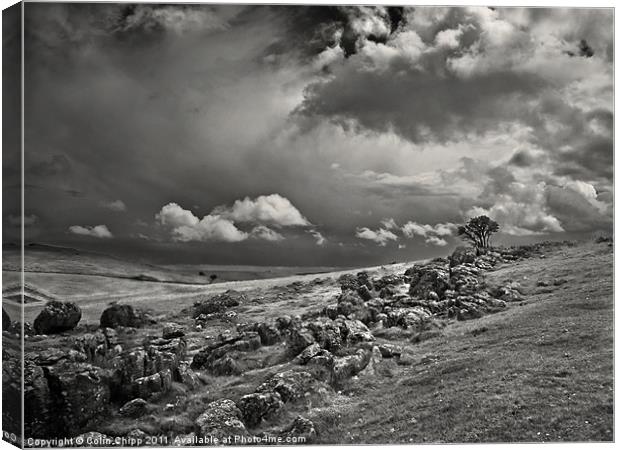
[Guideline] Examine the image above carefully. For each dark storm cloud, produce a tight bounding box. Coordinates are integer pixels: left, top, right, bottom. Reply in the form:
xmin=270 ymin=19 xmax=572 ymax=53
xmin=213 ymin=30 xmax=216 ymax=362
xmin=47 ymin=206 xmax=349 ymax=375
xmin=20 ymin=5 xmax=613 ymax=264
xmin=299 ymin=68 xmax=546 ymax=144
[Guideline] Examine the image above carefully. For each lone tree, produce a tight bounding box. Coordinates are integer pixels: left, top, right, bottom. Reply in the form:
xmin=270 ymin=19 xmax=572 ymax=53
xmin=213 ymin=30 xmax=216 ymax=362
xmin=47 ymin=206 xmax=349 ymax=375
xmin=457 ymin=215 xmax=499 ymax=251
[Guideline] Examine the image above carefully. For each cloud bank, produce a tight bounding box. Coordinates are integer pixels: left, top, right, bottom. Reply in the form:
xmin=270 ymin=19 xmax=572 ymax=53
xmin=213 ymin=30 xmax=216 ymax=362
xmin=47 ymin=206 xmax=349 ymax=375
xmin=68 ymin=224 xmax=113 ymax=238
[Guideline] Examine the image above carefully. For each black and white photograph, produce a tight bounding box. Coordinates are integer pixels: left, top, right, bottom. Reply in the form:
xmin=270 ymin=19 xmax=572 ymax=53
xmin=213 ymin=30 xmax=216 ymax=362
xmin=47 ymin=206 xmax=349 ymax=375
xmin=1 ymin=1 xmax=615 ymax=447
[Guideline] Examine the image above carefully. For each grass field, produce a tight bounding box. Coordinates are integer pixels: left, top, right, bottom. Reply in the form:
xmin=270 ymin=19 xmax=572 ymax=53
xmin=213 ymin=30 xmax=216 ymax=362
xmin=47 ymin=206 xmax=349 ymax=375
xmin=5 ymin=240 xmax=613 ymax=443
xmin=309 ymin=242 xmax=614 ymax=443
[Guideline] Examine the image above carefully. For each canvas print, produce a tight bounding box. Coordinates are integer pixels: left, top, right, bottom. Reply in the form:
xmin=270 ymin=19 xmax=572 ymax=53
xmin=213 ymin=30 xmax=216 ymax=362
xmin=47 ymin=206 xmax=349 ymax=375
xmin=2 ymin=2 xmax=614 ymax=447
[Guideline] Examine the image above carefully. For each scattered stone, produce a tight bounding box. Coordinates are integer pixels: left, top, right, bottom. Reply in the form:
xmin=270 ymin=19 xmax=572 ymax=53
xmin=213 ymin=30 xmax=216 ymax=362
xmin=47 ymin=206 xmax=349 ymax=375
xmin=100 ymin=304 xmax=150 ymax=329
xmin=119 ymin=398 xmax=148 ymax=418
xmin=338 ymin=319 xmax=375 ymax=344
xmin=407 ymin=262 xmax=450 ymax=299
xmin=256 ymin=370 xmax=318 ymax=403
xmin=195 ymin=399 xmax=250 ymax=441
xmin=33 ymin=301 xmax=82 ymax=334
xmin=331 ymin=349 xmax=372 ymax=384
xmin=237 ymin=392 xmax=283 ymax=427
xmin=279 ymin=415 xmax=316 ymax=441
xmin=193 ymin=290 xmax=246 ymax=317
xmin=378 ymin=344 xmax=402 ymax=358
xmin=162 ymin=323 xmax=185 ymax=339
xmin=294 ymin=343 xmax=323 ymax=365
xmin=449 ymin=246 xmax=477 ymax=267
xmin=287 ymin=328 xmax=316 ymax=355
xmin=176 ymin=362 xmax=201 ymax=390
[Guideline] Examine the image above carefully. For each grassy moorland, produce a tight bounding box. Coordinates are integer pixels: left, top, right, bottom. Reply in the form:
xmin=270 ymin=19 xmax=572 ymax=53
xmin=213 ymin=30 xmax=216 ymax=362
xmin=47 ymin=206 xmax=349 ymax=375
xmin=6 ymin=240 xmax=613 ymax=444
xmin=310 ymin=241 xmax=613 ymax=443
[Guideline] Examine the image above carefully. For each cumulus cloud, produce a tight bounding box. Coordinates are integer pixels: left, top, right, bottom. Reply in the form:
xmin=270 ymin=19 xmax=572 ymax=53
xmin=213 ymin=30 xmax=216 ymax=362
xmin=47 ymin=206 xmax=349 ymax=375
xmin=114 ymin=4 xmax=229 ymax=36
xmin=100 ymin=199 xmax=127 ymax=212
xmin=156 ymin=202 xmax=248 ymax=243
xmin=156 ymin=195 xmax=313 ymax=243
xmin=380 ymin=217 xmax=398 ymax=230
xmin=69 ymin=224 xmax=113 ymax=238
xmin=402 ymin=221 xmax=456 ymax=246
xmin=308 ymin=229 xmax=327 ymax=246
xmin=355 ymin=226 xmax=398 ymax=246
xmin=214 ymin=194 xmax=311 ymax=227
xmin=251 ymin=225 xmax=284 ymax=242
xmin=466 ymin=182 xmax=565 ymax=236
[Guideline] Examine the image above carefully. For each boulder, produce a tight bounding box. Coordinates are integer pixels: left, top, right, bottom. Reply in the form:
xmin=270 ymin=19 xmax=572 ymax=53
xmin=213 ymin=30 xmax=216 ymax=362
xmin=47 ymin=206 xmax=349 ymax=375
xmin=132 ymin=369 xmax=173 ymax=399
xmin=449 ymin=246 xmax=477 ymax=267
xmin=306 ymin=319 xmax=343 ymax=352
xmin=238 ymin=322 xmax=280 ymax=346
xmin=176 ymin=362 xmax=201 ymax=390
xmin=337 ymin=274 xmax=360 ymax=292
xmin=237 ymin=392 xmax=283 ymax=427
xmin=294 ymin=343 xmax=322 ymax=365
xmin=331 ymin=349 xmax=372 ymax=384
xmin=279 ymin=416 xmax=316 ymax=442
xmin=334 ymin=291 xmax=373 ymax=323
xmin=100 ymin=304 xmax=149 ymax=329
xmin=385 ymin=306 xmax=432 ymax=330
xmin=192 ymin=290 xmax=246 ymax=318
xmin=33 ymin=301 xmax=81 ymax=334
xmin=195 ymin=399 xmax=250 ymax=441
xmin=407 ymin=262 xmax=450 ymax=300
xmin=378 ymin=344 xmax=402 ymax=358
xmin=372 ymin=274 xmax=404 ymax=291
xmin=338 ymin=319 xmax=375 ymax=345
xmin=42 ymin=361 xmax=112 ymax=436
xmin=359 ymin=346 xmax=383 ymax=377
xmin=357 ymin=285 xmax=373 ymax=301
xmin=191 ymin=332 xmax=260 ymax=375
xmin=256 ymin=370 xmax=317 ymax=403
xmin=287 ymin=327 xmax=316 ymax=355
xmin=162 ymin=323 xmax=185 ymax=339
xmin=22 ymin=359 xmax=52 ymax=438
xmin=119 ymin=398 xmax=148 ymax=418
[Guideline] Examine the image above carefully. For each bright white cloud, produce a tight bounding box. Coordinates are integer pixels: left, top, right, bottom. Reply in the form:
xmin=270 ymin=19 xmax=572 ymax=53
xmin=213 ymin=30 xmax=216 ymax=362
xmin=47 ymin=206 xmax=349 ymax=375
xmin=69 ymin=224 xmax=113 ymax=238
xmin=466 ymin=181 xmax=565 ymax=236
xmin=156 ymin=196 xmax=311 ymax=243
xmin=380 ymin=217 xmax=398 ymax=230
xmin=214 ymin=194 xmax=311 ymax=227
xmin=401 ymin=221 xmax=457 ymax=246
xmin=156 ymin=202 xmax=247 ymax=243
xmin=355 ymin=226 xmax=398 ymax=246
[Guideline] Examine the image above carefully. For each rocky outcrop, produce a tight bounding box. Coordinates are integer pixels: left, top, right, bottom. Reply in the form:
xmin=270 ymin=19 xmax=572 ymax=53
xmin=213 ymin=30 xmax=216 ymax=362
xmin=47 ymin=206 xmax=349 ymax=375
xmin=449 ymin=246 xmax=477 ymax=267
xmin=237 ymin=392 xmax=283 ymax=427
xmin=119 ymin=398 xmax=148 ymax=418
xmin=33 ymin=301 xmax=82 ymax=334
xmin=42 ymin=360 xmax=112 ymax=437
xmin=256 ymin=370 xmax=318 ymax=403
xmin=407 ymin=261 xmax=451 ymax=300
xmin=191 ymin=331 xmax=261 ymax=375
xmin=237 ymin=321 xmax=281 ymax=346
xmin=195 ymin=399 xmax=250 ymax=441
xmin=279 ymin=416 xmax=316 ymax=441
xmin=192 ymin=290 xmax=246 ymax=318
xmin=162 ymin=323 xmax=185 ymax=339
xmin=100 ymin=304 xmax=151 ymax=329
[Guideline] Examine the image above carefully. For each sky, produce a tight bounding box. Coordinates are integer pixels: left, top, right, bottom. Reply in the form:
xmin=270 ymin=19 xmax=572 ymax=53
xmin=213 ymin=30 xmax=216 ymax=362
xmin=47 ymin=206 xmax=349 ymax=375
xmin=3 ymin=4 xmax=614 ymax=266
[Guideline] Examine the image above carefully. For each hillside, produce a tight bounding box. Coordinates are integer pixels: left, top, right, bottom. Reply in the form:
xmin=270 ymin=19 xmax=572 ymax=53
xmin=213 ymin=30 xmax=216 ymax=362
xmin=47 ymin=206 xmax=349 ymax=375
xmin=2 ymin=240 xmax=613 ymax=444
